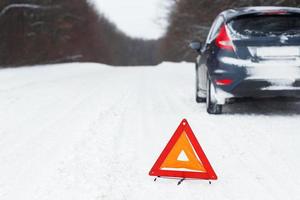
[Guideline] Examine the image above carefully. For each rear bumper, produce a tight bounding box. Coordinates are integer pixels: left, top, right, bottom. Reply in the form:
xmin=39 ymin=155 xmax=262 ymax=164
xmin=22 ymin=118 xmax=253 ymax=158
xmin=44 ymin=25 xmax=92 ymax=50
xmin=230 ymin=79 xmax=300 ymax=98
xmin=209 ymin=56 xmax=300 ymax=103
xmin=212 ymin=79 xmax=300 ymax=105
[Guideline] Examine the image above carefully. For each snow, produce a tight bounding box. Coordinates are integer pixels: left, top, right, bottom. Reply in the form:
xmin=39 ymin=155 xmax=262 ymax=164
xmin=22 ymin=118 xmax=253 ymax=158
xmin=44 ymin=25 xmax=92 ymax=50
xmin=255 ymin=46 xmax=300 ymax=57
xmin=0 ymin=62 xmax=300 ymax=200
xmin=262 ymin=85 xmax=300 ymax=90
xmin=0 ymin=4 xmax=60 ymax=17
xmin=220 ymin=57 xmax=300 ymax=82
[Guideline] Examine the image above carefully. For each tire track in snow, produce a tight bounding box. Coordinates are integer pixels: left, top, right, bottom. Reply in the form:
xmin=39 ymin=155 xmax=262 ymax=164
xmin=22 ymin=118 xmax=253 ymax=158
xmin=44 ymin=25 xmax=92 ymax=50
xmin=0 ymin=73 xmax=111 ymax=159
xmin=41 ymin=80 xmax=135 ymax=200
xmin=0 ymin=66 xmax=124 ymax=199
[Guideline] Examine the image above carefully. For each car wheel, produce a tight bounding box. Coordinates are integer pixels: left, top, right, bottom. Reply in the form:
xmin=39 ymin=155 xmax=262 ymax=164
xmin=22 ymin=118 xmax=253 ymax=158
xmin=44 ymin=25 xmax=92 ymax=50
xmin=196 ymin=95 xmax=206 ymax=103
xmin=206 ymin=78 xmax=222 ymax=114
xmin=195 ymin=63 xmax=206 ymax=103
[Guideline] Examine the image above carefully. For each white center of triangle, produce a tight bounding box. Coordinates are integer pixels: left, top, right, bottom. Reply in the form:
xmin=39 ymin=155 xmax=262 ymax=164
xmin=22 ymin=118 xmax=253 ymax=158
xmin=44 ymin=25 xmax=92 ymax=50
xmin=177 ymin=150 xmax=189 ymax=161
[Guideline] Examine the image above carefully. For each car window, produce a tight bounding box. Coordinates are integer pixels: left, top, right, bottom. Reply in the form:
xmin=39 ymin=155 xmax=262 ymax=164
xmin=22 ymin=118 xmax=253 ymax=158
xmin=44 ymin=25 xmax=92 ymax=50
xmin=206 ymin=16 xmax=224 ymax=44
xmin=228 ymin=14 xmax=300 ymax=38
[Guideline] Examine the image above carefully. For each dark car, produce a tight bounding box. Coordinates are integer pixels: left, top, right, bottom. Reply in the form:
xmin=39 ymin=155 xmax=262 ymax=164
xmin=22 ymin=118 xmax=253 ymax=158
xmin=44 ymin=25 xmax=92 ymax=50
xmin=190 ymin=6 xmax=300 ymax=114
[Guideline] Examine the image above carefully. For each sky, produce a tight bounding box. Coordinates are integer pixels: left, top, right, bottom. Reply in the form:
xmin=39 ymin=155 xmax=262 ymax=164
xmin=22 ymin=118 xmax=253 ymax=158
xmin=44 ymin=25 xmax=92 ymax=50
xmin=89 ymin=0 xmax=167 ymax=39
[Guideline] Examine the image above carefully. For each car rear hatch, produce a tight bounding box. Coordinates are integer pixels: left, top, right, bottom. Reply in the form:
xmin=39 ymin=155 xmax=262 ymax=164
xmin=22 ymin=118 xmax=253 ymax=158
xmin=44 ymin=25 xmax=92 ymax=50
xmin=227 ymin=12 xmax=300 ymax=60
xmin=225 ymin=11 xmax=300 ymax=82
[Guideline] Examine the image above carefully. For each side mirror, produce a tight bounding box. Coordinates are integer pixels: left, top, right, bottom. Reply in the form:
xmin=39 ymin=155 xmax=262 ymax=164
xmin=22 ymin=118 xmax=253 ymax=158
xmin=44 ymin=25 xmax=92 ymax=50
xmin=189 ymin=41 xmax=202 ymax=53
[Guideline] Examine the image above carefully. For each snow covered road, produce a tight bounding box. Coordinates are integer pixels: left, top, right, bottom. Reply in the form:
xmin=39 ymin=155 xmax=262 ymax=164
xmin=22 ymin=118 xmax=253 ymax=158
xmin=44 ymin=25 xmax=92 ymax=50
xmin=0 ymin=62 xmax=300 ymax=200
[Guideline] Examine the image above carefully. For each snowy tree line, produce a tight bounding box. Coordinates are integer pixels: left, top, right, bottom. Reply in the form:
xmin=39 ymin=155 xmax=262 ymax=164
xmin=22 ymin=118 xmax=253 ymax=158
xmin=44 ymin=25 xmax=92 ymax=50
xmin=159 ymin=0 xmax=300 ymax=62
xmin=0 ymin=0 xmax=160 ymax=67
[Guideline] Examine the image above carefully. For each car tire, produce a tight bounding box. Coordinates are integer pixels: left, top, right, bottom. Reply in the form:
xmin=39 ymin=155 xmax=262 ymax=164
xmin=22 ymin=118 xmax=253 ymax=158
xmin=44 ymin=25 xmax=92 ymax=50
xmin=195 ymin=63 xmax=206 ymax=103
xmin=206 ymin=78 xmax=222 ymax=114
xmin=196 ymin=95 xmax=206 ymax=103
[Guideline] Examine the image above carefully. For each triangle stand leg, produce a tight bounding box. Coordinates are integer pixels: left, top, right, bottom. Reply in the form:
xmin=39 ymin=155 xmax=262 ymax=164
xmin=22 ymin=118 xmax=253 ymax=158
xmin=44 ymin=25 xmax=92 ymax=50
xmin=177 ymin=178 xmax=185 ymax=185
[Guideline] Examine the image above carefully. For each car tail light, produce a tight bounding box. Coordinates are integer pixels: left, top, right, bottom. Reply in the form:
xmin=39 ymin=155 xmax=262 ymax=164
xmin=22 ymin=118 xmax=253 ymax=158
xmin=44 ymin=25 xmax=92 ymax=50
xmin=216 ymin=79 xmax=233 ymax=86
xmin=215 ymin=25 xmax=234 ymax=51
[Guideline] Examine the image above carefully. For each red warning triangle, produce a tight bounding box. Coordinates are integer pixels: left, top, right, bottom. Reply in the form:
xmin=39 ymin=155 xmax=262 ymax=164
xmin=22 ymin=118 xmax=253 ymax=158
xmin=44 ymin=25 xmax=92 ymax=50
xmin=149 ymin=119 xmax=217 ymax=180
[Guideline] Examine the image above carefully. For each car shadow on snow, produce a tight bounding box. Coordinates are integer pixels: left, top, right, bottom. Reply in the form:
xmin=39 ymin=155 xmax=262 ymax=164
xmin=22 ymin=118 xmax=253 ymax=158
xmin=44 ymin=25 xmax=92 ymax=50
xmin=223 ymin=97 xmax=300 ymax=116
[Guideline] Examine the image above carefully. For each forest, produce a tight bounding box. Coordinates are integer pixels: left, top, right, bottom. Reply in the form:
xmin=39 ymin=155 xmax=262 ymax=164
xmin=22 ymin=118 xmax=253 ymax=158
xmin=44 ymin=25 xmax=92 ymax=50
xmin=0 ymin=0 xmax=159 ymax=67
xmin=0 ymin=0 xmax=299 ymax=67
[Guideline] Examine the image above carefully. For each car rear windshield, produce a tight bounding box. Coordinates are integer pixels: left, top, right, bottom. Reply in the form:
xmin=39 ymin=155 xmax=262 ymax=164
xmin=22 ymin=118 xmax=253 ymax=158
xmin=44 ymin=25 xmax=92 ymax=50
xmin=227 ymin=14 xmax=300 ymax=38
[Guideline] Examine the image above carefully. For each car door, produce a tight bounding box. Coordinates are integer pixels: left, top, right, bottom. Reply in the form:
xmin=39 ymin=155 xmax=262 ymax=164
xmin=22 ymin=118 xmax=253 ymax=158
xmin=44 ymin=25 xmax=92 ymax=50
xmin=198 ymin=15 xmax=225 ymax=91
